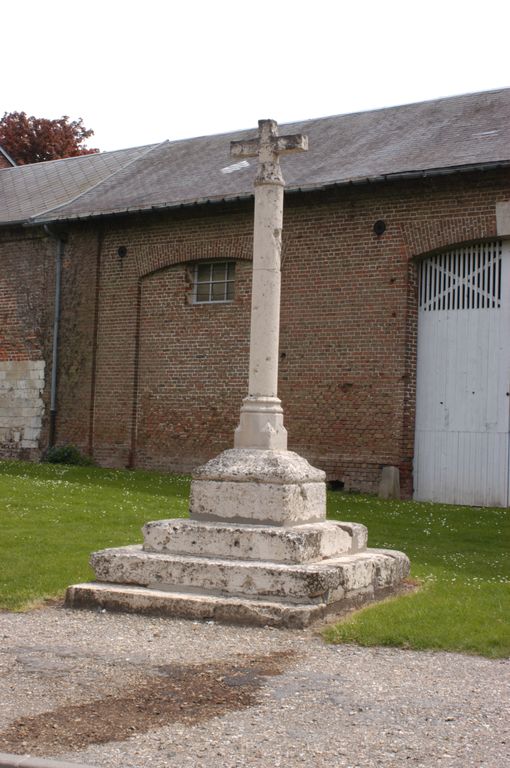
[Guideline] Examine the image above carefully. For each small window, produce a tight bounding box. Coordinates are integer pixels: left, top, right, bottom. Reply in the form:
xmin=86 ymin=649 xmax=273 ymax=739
xmin=194 ymin=262 xmax=235 ymax=303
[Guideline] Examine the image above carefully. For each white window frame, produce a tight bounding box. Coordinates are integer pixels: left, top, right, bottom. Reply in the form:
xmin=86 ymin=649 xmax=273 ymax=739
xmin=193 ymin=261 xmax=235 ymax=304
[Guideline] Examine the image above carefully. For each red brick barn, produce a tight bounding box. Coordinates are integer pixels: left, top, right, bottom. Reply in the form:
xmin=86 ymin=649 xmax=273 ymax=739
xmin=1 ymin=88 xmax=510 ymax=504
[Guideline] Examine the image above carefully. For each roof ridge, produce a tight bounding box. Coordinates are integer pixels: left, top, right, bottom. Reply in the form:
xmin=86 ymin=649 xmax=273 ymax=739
xmin=143 ymin=87 xmax=510 ymax=148
xmin=29 ymin=141 xmax=168 ymax=222
xmin=15 ymin=142 xmax=159 ymax=171
xmin=279 ymin=86 xmax=510 ymax=132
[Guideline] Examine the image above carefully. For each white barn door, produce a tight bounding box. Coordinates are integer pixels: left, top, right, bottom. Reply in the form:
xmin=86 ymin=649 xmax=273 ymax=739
xmin=414 ymin=241 xmax=510 ymax=506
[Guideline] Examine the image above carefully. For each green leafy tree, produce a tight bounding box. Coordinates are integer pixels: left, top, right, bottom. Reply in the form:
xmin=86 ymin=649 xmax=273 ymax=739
xmin=0 ymin=112 xmax=99 ymax=165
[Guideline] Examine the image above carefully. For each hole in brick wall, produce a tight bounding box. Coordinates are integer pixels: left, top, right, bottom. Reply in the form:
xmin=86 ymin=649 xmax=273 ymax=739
xmin=327 ymin=480 xmax=345 ymax=492
xmin=373 ymin=220 xmax=386 ymax=237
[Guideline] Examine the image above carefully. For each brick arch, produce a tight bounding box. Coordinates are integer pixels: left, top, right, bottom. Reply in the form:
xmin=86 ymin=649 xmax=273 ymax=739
xmin=411 ymin=234 xmax=501 ymax=265
xmin=128 ymin=239 xmax=254 ymax=467
xmin=402 ymin=215 xmax=497 ymax=263
xmin=134 ymin=235 xmax=253 ymax=279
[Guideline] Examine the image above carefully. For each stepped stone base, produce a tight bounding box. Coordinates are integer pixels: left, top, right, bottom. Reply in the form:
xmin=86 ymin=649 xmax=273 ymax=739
xmin=66 ymin=449 xmax=410 ymax=627
xmin=66 ymin=523 xmax=409 ymax=627
xmin=66 ymin=549 xmax=408 ymax=628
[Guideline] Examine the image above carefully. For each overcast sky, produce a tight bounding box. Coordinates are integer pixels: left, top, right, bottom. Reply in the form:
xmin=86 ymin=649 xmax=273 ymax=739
xmin=2 ymin=0 xmax=509 ymax=152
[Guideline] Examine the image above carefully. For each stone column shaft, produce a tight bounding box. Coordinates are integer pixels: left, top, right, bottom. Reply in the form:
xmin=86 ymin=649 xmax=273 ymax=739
xmin=248 ymin=182 xmax=283 ymax=399
xmin=234 ymin=181 xmax=287 ymax=450
xmin=231 ymin=119 xmax=308 ymax=451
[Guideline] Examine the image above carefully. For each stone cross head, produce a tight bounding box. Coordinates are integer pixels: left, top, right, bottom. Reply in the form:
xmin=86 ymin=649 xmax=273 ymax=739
xmin=230 ymin=119 xmax=308 ymax=186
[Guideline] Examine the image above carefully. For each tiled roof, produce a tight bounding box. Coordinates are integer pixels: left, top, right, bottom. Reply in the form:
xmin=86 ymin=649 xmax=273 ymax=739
xmin=0 ymin=144 xmax=160 ymax=224
xmin=1 ymin=88 xmax=509 ymax=226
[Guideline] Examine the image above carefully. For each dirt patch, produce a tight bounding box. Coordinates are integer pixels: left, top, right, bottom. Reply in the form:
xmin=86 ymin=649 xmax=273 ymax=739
xmin=0 ymin=650 xmax=294 ymax=755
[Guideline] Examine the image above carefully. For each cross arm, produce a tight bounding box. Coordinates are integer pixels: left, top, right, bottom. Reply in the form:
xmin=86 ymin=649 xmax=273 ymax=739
xmin=230 ymin=138 xmax=259 ymax=159
xmin=230 ymin=119 xmax=309 ymax=184
xmin=231 ymin=133 xmax=309 ymax=159
xmin=275 ymin=134 xmax=308 ymax=154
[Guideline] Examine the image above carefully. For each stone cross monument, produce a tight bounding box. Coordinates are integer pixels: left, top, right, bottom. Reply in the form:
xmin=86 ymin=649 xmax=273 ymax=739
xmin=66 ymin=120 xmax=409 ymax=627
xmin=231 ymin=120 xmax=307 ymax=451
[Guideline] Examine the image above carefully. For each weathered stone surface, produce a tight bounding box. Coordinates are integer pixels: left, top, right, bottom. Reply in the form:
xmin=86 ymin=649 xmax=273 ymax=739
xmin=89 ymin=545 xmax=410 ymax=605
xmin=234 ymin=396 xmax=288 ymax=451
xmin=191 ymin=448 xmax=325 ymax=484
xmin=190 ymin=450 xmax=326 ymax=525
xmin=496 ymin=200 xmax=510 ymax=236
xmin=143 ymin=518 xmax=368 ymax=563
xmin=378 ymin=465 xmax=401 ymax=499
xmin=0 ymin=360 xmax=45 ymax=455
xmin=230 ymin=121 xmax=307 ymax=451
xmin=66 ymin=583 xmax=325 ymax=628
xmin=370 ymin=548 xmax=413 ymax=586
xmin=67 ymin=543 xmax=410 ymax=628
xmin=91 ymin=546 xmax=339 ymax=602
xmin=190 ymin=478 xmax=326 ymax=525
xmin=337 ymin=521 xmax=368 ymax=553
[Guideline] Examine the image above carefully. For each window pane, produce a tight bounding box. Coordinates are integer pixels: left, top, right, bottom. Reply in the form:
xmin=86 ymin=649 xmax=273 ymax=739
xmin=211 ymin=282 xmax=225 ymax=301
xmin=196 ymin=283 xmax=210 ymax=302
xmin=212 ymin=262 xmax=227 ymax=281
xmin=197 ymin=264 xmax=211 ymax=283
xmin=193 ymin=261 xmax=235 ymax=303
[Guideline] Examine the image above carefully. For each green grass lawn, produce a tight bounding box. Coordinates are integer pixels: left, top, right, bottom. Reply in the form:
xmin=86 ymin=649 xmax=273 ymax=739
xmin=0 ymin=460 xmax=508 ymax=658
xmin=325 ymin=493 xmax=510 ymax=658
xmin=0 ymin=460 xmax=189 ymax=611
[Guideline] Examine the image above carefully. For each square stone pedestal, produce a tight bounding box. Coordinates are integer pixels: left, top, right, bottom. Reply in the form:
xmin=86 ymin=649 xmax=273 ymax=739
xmin=66 ymin=450 xmax=410 ymax=628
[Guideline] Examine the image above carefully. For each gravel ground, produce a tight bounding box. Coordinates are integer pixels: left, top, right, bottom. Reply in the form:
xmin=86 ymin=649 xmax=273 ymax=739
xmin=0 ymin=606 xmax=508 ymax=768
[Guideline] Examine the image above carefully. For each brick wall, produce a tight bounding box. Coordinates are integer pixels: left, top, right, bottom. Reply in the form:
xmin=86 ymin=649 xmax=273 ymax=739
xmin=0 ymin=228 xmax=54 ymax=457
xmin=90 ymin=211 xmax=253 ymax=469
xmin=55 ymin=224 xmax=101 ymax=451
xmin=1 ymin=170 xmax=509 ymax=494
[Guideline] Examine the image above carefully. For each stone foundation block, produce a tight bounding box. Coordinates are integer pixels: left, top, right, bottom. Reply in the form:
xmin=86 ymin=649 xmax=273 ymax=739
xmin=190 ymin=448 xmax=326 ymax=526
xmin=66 ymin=583 xmax=326 ymax=628
xmin=192 ymin=447 xmax=325 ymax=484
xmin=378 ymin=465 xmax=401 ymax=499
xmin=0 ymin=359 xmax=45 ymax=457
xmin=68 ymin=544 xmax=410 ymax=628
xmin=89 ymin=545 xmax=409 ymax=605
xmin=190 ymin=479 xmax=326 ymax=525
xmin=91 ymin=545 xmax=337 ymax=602
xmin=143 ymin=518 xmax=368 ymax=563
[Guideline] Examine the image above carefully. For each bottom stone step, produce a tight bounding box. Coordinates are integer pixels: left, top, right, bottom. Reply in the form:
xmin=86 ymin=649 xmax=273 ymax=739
xmin=65 ymin=569 xmax=410 ymax=628
xmin=65 ymin=583 xmax=327 ymax=628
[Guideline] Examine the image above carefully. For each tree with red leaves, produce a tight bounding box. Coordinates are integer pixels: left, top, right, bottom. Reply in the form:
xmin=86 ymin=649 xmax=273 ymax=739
xmin=0 ymin=112 xmax=99 ymax=165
